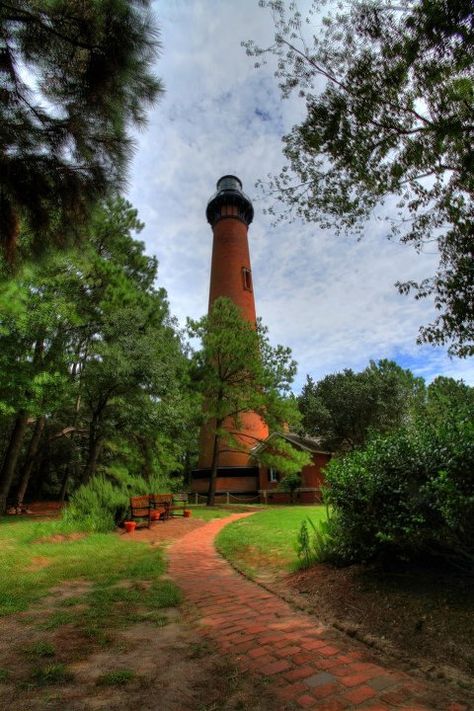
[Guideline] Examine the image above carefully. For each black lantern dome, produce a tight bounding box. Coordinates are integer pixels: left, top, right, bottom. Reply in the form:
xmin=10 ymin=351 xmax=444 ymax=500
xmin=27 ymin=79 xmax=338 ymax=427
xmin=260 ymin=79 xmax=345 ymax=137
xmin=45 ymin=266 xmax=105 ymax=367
xmin=206 ymin=175 xmax=254 ymax=227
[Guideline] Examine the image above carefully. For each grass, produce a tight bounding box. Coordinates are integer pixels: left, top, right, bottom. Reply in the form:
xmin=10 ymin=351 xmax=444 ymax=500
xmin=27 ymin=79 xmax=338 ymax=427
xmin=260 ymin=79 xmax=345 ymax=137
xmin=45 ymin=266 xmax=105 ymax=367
xmin=76 ymin=579 xmax=180 ymax=634
xmin=30 ymin=663 xmax=73 ymax=686
xmin=96 ymin=669 xmax=135 ymax=686
xmin=28 ymin=578 xmax=181 ymax=642
xmin=216 ymin=505 xmax=327 ymax=578
xmin=0 ymin=514 xmax=184 ymax=700
xmin=38 ymin=610 xmax=76 ymax=630
xmin=187 ymin=504 xmax=264 ymax=522
xmin=25 ymin=641 xmax=55 ymax=658
xmin=0 ymin=516 xmax=175 ymax=616
xmin=0 ymin=505 xmax=259 ymax=619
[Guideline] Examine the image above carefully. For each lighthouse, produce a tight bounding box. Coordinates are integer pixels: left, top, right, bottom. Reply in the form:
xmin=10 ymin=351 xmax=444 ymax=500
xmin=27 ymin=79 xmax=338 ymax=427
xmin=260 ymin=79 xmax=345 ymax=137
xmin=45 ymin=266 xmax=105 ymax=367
xmin=191 ymin=176 xmax=269 ymax=499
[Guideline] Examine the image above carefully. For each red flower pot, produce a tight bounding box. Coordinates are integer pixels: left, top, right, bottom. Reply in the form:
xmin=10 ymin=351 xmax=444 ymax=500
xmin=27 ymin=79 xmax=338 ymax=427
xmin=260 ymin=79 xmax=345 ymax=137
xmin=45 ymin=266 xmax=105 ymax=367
xmin=124 ymin=521 xmax=137 ymax=533
xmin=151 ymin=510 xmax=161 ymax=521
xmin=183 ymin=510 xmax=191 ymax=518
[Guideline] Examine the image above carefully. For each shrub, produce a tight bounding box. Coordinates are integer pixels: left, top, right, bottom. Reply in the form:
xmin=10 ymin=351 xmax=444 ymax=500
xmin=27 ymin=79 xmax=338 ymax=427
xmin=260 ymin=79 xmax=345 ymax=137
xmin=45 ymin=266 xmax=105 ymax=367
xmin=62 ymin=468 xmax=177 ymax=532
xmin=323 ymin=412 xmax=474 ymax=571
xmin=279 ymin=471 xmax=302 ymax=503
xmin=296 ymin=516 xmax=334 ymax=569
xmin=296 ymin=519 xmax=312 ymax=568
xmin=63 ymin=477 xmax=128 ymax=532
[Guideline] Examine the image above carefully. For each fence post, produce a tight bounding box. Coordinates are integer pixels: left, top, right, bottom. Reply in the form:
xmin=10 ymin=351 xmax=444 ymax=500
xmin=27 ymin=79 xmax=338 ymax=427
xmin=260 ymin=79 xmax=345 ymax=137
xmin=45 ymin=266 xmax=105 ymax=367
xmin=195 ymin=492 xmax=198 ymax=504
xmin=226 ymin=491 xmax=230 ymax=505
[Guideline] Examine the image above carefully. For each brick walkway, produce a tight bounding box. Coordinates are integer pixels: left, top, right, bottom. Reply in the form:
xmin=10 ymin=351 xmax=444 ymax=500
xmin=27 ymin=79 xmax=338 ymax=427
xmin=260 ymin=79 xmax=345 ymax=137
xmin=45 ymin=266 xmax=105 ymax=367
xmin=168 ymin=513 xmax=469 ymax=711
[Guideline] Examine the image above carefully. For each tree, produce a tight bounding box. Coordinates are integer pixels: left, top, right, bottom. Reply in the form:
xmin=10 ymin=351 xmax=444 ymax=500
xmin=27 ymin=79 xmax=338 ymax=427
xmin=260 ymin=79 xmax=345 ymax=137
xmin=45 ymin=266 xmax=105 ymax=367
xmin=245 ymin=0 xmax=474 ymax=356
xmin=0 ymin=266 xmax=73 ymax=513
xmin=0 ymin=0 xmax=162 ymax=263
xmin=188 ymin=297 xmax=309 ymax=505
xmin=423 ymin=375 xmax=474 ymax=422
xmin=299 ymin=359 xmax=425 ymax=452
xmin=278 ymin=470 xmax=302 ymax=504
xmin=0 ymin=199 xmax=194 ymax=513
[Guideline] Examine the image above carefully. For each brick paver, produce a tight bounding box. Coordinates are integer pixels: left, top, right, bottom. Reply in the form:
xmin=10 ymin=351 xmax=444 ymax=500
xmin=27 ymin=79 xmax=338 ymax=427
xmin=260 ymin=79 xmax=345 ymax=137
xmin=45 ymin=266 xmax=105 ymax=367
xmin=168 ymin=513 xmax=470 ymax=710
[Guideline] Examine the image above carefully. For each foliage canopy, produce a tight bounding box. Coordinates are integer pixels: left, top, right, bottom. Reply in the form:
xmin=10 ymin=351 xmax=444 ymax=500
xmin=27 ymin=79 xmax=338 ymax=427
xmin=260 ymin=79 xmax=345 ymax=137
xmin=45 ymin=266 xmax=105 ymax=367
xmin=0 ymin=0 xmax=162 ymax=262
xmin=0 ymin=199 xmax=195 ymax=514
xmin=299 ymin=359 xmax=424 ymax=452
xmin=245 ymin=0 xmax=474 ymax=356
xmin=323 ymin=404 xmax=474 ymax=571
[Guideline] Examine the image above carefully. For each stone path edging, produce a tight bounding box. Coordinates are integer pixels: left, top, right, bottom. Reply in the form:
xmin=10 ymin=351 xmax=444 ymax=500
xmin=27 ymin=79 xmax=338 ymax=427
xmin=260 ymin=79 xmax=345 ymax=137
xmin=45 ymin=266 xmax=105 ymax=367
xmin=168 ymin=513 xmax=468 ymax=711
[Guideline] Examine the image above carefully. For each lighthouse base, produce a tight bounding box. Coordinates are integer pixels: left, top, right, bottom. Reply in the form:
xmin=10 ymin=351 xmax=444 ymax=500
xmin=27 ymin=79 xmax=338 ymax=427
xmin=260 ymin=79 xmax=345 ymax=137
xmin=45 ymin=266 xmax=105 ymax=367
xmin=190 ymin=466 xmax=259 ymax=501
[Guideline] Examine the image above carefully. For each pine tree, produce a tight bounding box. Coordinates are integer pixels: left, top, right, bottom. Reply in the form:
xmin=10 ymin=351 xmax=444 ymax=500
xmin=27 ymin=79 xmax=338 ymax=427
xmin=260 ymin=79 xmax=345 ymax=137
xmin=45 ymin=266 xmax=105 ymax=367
xmin=0 ymin=1 xmax=163 ymax=262
xmin=188 ymin=298 xmax=309 ymax=505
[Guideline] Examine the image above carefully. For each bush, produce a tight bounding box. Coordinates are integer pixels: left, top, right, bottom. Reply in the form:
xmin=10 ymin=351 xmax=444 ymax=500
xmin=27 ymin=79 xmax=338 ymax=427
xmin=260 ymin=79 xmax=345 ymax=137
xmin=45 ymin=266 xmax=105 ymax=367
xmin=279 ymin=471 xmax=302 ymax=503
xmin=296 ymin=519 xmax=312 ymax=568
xmin=62 ymin=468 xmax=178 ymax=533
xmin=296 ymin=516 xmax=334 ymax=569
xmin=323 ymin=412 xmax=474 ymax=571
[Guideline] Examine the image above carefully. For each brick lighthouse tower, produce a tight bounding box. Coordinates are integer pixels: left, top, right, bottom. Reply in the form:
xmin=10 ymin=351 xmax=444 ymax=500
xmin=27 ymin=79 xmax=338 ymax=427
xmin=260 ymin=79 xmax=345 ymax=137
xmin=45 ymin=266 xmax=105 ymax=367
xmin=191 ymin=176 xmax=269 ymax=499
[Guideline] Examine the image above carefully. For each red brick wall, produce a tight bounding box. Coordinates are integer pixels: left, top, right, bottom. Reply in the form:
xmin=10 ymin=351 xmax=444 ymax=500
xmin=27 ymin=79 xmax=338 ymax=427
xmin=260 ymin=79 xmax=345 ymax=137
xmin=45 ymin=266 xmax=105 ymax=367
xmin=301 ymin=454 xmax=330 ymax=488
xmin=209 ymin=217 xmax=256 ymax=321
xmin=199 ymin=412 xmax=269 ymax=469
xmin=191 ymin=476 xmax=258 ymax=494
xmin=261 ymin=490 xmax=323 ymax=504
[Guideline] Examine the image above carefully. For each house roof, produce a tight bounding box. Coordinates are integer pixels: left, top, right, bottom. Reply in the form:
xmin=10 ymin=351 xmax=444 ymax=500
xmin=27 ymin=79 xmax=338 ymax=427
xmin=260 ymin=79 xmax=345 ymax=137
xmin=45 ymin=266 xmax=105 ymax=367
xmin=251 ymin=432 xmax=332 ymax=457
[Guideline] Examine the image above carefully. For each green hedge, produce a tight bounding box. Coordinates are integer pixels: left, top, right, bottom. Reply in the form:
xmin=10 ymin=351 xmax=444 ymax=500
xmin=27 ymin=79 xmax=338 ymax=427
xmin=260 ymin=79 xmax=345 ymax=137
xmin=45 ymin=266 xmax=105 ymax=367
xmin=323 ymin=413 xmax=474 ymax=571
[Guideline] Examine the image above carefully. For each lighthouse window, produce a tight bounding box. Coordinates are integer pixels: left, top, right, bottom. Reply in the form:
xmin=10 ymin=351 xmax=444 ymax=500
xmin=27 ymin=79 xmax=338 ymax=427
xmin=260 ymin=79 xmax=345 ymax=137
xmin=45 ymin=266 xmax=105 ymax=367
xmin=220 ymin=204 xmax=238 ymax=217
xmin=242 ymin=267 xmax=252 ymax=291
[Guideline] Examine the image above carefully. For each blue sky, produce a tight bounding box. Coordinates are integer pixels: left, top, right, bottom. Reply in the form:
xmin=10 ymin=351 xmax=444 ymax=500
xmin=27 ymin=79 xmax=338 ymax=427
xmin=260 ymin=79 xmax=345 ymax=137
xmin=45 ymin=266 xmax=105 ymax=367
xmin=126 ymin=0 xmax=474 ymax=391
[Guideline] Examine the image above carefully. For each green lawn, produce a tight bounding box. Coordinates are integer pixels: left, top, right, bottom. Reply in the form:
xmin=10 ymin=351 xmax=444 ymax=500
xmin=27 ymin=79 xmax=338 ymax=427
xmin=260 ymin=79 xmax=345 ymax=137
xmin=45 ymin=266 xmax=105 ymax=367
xmin=0 ymin=517 xmax=179 ymax=617
xmin=188 ymin=503 xmax=264 ymax=521
xmin=216 ymin=505 xmax=327 ymax=578
xmin=0 ymin=516 xmax=180 ymax=700
xmin=0 ymin=504 xmax=259 ymax=616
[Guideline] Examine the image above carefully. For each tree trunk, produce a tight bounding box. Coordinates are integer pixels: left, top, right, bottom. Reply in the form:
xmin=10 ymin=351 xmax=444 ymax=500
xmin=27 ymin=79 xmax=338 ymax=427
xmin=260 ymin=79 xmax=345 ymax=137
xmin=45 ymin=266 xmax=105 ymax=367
xmin=59 ymin=384 xmax=82 ymax=501
xmin=82 ymin=411 xmax=102 ymax=486
xmin=207 ymin=432 xmax=220 ymax=507
xmin=4 ymin=338 xmax=47 ymax=510
xmin=82 ymin=437 xmax=102 ymax=486
xmin=59 ymin=466 xmax=71 ymax=503
xmin=0 ymin=411 xmax=29 ymax=514
xmin=0 ymin=196 xmax=19 ymax=266
xmin=16 ymin=416 xmax=46 ymax=507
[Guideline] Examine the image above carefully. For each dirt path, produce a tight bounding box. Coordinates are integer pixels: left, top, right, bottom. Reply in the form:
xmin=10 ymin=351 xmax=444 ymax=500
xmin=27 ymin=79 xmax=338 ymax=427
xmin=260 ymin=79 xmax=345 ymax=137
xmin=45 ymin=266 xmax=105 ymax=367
xmin=168 ymin=513 xmax=470 ymax=711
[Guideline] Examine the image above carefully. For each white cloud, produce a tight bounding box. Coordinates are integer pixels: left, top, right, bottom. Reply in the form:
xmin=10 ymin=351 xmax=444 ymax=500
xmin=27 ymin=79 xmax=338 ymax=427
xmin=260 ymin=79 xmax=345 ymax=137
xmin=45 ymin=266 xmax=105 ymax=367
xmin=126 ymin=0 xmax=474 ymax=390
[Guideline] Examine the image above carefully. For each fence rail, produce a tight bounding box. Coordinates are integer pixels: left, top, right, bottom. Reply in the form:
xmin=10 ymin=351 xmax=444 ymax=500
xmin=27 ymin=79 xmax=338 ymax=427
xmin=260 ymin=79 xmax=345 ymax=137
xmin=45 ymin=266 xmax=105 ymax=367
xmin=190 ymin=492 xmax=261 ymax=504
xmin=189 ymin=488 xmax=322 ymax=505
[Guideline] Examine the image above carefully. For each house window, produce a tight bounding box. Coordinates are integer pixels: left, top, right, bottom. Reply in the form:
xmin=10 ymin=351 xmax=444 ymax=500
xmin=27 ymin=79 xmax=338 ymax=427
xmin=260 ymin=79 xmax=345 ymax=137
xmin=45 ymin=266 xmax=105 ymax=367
xmin=268 ymin=468 xmax=278 ymax=483
xmin=242 ymin=267 xmax=252 ymax=291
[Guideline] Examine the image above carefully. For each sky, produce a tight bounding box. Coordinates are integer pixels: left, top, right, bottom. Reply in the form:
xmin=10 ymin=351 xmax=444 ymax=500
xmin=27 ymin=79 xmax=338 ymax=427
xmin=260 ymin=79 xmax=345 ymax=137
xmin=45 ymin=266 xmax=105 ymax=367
xmin=127 ymin=0 xmax=474 ymax=392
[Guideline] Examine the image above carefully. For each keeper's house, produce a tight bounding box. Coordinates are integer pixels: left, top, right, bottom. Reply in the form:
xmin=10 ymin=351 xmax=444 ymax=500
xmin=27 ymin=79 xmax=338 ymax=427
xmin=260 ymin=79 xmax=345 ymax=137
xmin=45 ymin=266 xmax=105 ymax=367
xmin=190 ymin=431 xmax=331 ymax=504
xmin=253 ymin=432 xmax=332 ymax=505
